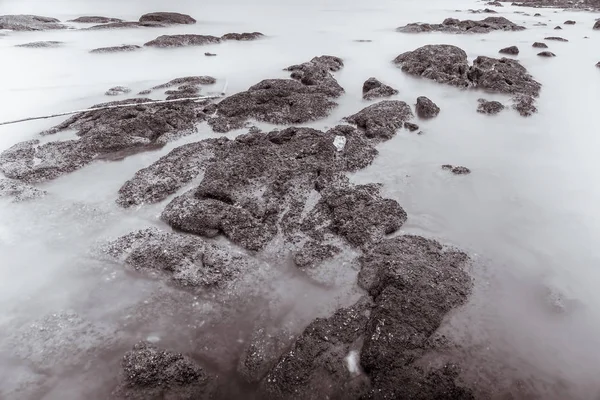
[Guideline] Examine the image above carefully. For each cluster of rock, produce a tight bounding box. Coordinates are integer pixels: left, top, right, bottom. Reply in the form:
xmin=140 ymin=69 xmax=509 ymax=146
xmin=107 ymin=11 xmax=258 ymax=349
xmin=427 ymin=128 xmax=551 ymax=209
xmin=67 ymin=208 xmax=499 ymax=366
xmin=397 ymin=16 xmax=525 ymax=34
xmin=83 ymin=11 xmax=196 ymax=30
xmin=143 ymin=32 xmax=264 ymax=48
xmin=511 ymin=0 xmax=600 ymax=11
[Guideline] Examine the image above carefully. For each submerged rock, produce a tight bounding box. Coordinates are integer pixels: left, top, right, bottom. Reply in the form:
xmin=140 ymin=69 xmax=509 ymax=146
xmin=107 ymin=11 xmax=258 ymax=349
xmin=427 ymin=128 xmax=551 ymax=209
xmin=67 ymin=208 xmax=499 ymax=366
xmin=139 ymin=12 xmax=196 ymax=25
xmin=404 ymin=122 xmax=420 ymax=131
xmin=499 ymin=45 xmax=519 ymax=55
xmin=544 ymin=36 xmax=568 ymax=42
xmin=512 ymin=95 xmax=538 ymax=117
xmin=532 ymin=41 xmax=548 ymax=48
xmin=15 ymin=41 xmax=63 ymax=48
xmin=221 ymin=32 xmax=264 ymax=41
xmin=144 ymin=34 xmax=222 ymax=48
xmin=477 ymin=98 xmax=505 ymax=115
xmin=564 ymin=20 xmax=576 ymax=25
xmin=397 ymin=16 xmax=525 ymax=34
xmin=85 ymin=21 xmax=166 ymax=30
xmin=0 ymin=178 xmax=47 ymax=202
xmin=442 ymin=165 xmax=471 ymax=175
xmin=538 ymin=51 xmax=556 ymax=57
xmin=0 ymin=15 xmax=66 ymax=31
xmin=554 ymin=25 xmax=562 ymax=30
xmin=105 ymin=86 xmax=132 ymax=96
xmin=415 ymin=96 xmax=441 ymax=119
xmin=208 ymin=56 xmax=344 ymax=132
xmin=345 ymin=100 xmax=414 ymax=139
xmin=90 ymin=45 xmax=141 ymax=53
xmin=362 ymin=77 xmax=399 ymax=100
xmin=152 ymin=76 xmax=216 ymax=90
xmin=69 ymin=16 xmax=122 ymax=23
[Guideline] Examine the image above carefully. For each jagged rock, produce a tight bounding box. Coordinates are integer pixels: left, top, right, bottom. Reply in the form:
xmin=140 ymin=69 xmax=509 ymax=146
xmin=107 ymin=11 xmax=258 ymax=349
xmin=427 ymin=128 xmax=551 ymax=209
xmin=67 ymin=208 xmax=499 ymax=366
xmin=404 ymin=122 xmax=419 ymax=131
xmin=544 ymin=36 xmax=568 ymax=41
xmin=442 ymin=165 xmax=471 ymax=175
xmin=468 ymin=56 xmax=541 ymax=97
xmin=538 ymin=51 xmax=556 ymax=57
xmin=532 ymin=42 xmax=548 ymax=48
xmin=397 ymin=16 xmax=525 ymax=34
xmin=0 ymin=15 xmax=66 ymax=31
xmin=415 ymin=96 xmax=440 ymax=119
xmin=111 ymin=342 xmax=216 ymax=400
xmin=362 ymin=77 xmax=398 ymax=100
xmin=105 ymin=86 xmax=132 ymax=96
xmin=15 ymin=41 xmax=64 ymax=48
xmin=221 ymin=32 xmax=264 ymax=41
xmin=0 ymin=179 xmax=47 ymax=202
xmin=345 ymin=100 xmax=414 ymax=139
xmin=69 ymin=16 xmax=122 ymax=23
xmin=499 ymin=45 xmax=519 ymax=55
xmin=0 ymin=98 xmax=213 ymax=183
xmin=208 ymin=56 xmax=344 ymax=132
xmin=90 ymin=45 xmax=141 ymax=53
xmin=512 ymin=95 xmax=537 ymax=116
xmin=477 ymin=99 xmax=504 ymax=115
xmin=564 ymin=20 xmax=576 ymax=25
xmin=144 ymin=34 xmax=221 ymax=48
xmin=85 ymin=21 xmax=166 ymax=30
xmin=139 ymin=12 xmax=196 ymax=25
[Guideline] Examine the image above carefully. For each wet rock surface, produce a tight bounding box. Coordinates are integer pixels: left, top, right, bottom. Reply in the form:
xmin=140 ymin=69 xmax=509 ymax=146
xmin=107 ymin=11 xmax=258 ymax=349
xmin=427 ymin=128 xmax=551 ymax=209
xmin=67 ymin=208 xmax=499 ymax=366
xmin=0 ymin=15 xmax=67 ymax=31
xmin=208 ymin=56 xmax=344 ymax=132
xmin=538 ymin=51 xmax=556 ymax=57
xmin=15 ymin=41 xmax=63 ymax=48
xmin=477 ymin=98 xmax=505 ymax=115
xmin=416 ymin=96 xmax=441 ymax=119
xmin=345 ymin=100 xmax=414 ymax=139
xmin=442 ymin=165 xmax=472 ymax=175
xmin=144 ymin=34 xmax=222 ymax=48
xmin=532 ymin=41 xmax=548 ymax=48
xmin=499 ymin=45 xmax=519 ymax=55
xmin=221 ymin=32 xmax=265 ymax=41
xmin=362 ymin=77 xmax=399 ymax=100
xmin=545 ymin=36 xmax=568 ymax=41
xmin=397 ymin=16 xmax=525 ymax=34
xmin=0 ymin=179 xmax=47 ymax=202
xmin=105 ymin=86 xmax=132 ymax=96
xmin=69 ymin=16 xmax=122 ymax=23
xmin=90 ymin=45 xmax=141 ymax=53
xmin=139 ymin=12 xmax=197 ymax=25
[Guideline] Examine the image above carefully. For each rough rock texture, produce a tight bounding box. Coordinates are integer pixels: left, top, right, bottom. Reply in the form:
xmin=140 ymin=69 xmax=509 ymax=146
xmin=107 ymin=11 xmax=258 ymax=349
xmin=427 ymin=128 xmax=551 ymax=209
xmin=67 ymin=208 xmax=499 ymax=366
xmin=0 ymin=98 xmax=213 ymax=183
xmin=153 ymin=76 xmax=217 ymax=90
xmin=105 ymin=86 xmax=132 ymax=96
xmin=111 ymin=342 xmax=216 ymax=400
xmin=532 ymin=41 xmax=548 ymax=48
xmin=208 ymin=56 xmax=344 ymax=133
xmin=362 ymin=77 xmax=399 ymax=100
xmin=415 ymin=96 xmax=441 ymax=119
xmin=139 ymin=12 xmax=196 ymax=25
xmin=144 ymin=34 xmax=221 ymax=48
xmin=0 ymin=15 xmax=67 ymax=31
xmin=397 ymin=16 xmax=525 ymax=34
xmin=69 ymin=16 xmax=122 ymax=23
xmin=344 ymin=100 xmax=414 ymax=139
xmin=85 ymin=21 xmax=166 ymax=30
xmin=221 ymin=32 xmax=264 ymax=41
xmin=545 ymin=36 xmax=568 ymax=41
xmin=538 ymin=51 xmax=556 ymax=57
xmin=477 ymin=99 xmax=505 ymax=115
xmin=595 ymin=20 xmax=600 ymax=29
xmin=468 ymin=56 xmax=541 ymax=97
xmin=404 ymin=122 xmax=420 ymax=131
xmin=499 ymin=45 xmax=519 ymax=55
xmin=0 ymin=179 xmax=47 ymax=202
xmin=564 ymin=20 xmax=576 ymax=25
xmin=137 ymin=76 xmax=216 ymax=99
xmin=512 ymin=95 xmax=538 ymax=117
xmin=15 ymin=41 xmax=63 ymax=48
xmin=90 ymin=45 xmax=141 ymax=53
xmin=442 ymin=165 xmax=472 ymax=175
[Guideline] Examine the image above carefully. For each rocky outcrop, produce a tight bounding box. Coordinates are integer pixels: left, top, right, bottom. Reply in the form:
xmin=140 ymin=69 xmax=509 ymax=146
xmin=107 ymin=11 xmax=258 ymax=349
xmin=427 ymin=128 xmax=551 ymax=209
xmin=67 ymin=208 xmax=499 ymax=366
xmin=90 ymin=45 xmax=141 ymax=53
xmin=442 ymin=165 xmax=471 ymax=175
xmin=499 ymin=45 xmax=519 ymax=55
xmin=221 ymin=32 xmax=264 ymax=41
xmin=139 ymin=12 xmax=196 ymax=25
xmin=538 ymin=51 xmax=556 ymax=57
xmin=477 ymin=99 xmax=504 ymax=115
xmin=344 ymin=100 xmax=414 ymax=139
xmin=144 ymin=34 xmax=221 ymax=48
xmin=105 ymin=86 xmax=131 ymax=96
xmin=0 ymin=179 xmax=47 ymax=202
xmin=532 ymin=42 xmax=548 ymax=48
xmin=69 ymin=16 xmax=122 ymax=23
xmin=15 ymin=41 xmax=63 ymax=48
xmin=397 ymin=16 xmax=525 ymax=34
xmin=467 ymin=56 xmax=541 ymax=97
xmin=544 ymin=36 xmax=568 ymax=41
xmin=362 ymin=77 xmax=399 ymax=100
xmin=208 ymin=56 xmax=344 ymax=132
xmin=415 ymin=96 xmax=440 ymax=119
xmin=0 ymin=15 xmax=66 ymax=31
xmin=512 ymin=0 xmax=600 ymax=10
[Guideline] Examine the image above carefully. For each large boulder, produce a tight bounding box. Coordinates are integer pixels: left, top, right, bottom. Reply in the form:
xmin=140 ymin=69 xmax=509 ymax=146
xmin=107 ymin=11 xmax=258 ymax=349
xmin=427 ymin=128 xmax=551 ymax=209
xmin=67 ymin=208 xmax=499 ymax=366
xmin=139 ymin=12 xmax=196 ymax=25
xmin=397 ymin=16 xmax=525 ymax=34
xmin=144 ymin=34 xmax=221 ymax=48
xmin=0 ymin=15 xmax=66 ymax=31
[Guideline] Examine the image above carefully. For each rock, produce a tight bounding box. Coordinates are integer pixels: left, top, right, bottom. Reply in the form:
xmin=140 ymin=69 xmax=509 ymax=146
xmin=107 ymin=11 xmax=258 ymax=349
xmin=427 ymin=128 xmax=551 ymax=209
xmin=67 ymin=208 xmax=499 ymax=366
xmin=594 ymin=20 xmax=600 ymax=29
xmin=90 ymin=45 xmax=141 ymax=53
xmin=0 ymin=15 xmax=66 ymax=31
xmin=15 ymin=41 xmax=63 ymax=48
xmin=532 ymin=42 xmax=548 ymax=48
xmin=396 ymin=16 xmax=525 ymax=34
xmin=139 ymin=12 xmax=196 ymax=25
xmin=468 ymin=56 xmax=541 ymax=97
xmin=537 ymin=51 xmax=556 ymax=57
xmin=499 ymin=45 xmax=519 ymax=55
xmin=442 ymin=165 xmax=471 ymax=175
xmin=0 ymin=98 xmax=213 ymax=183
xmin=393 ymin=45 xmax=471 ymax=88
xmin=487 ymin=0 xmax=503 ymax=5
xmin=362 ymin=77 xmax=399 ymax=100
xmin=152 ymin=76 xmax=216 ymax=89
xmin=512 ymin=0 xmax=600 ymax=10
xmin=415 ymin=96 xmax=441 ymax=119
xmin=564 ymin=20 xmax=576 ymax=25
xmin=345 ymin=100 xmax=414 ymax=140
xmin=85 ymin=21 xmax=166 ymax=30
xmin=105 ymin=86 xmax=132 ymax=96
xmin=404 ymin=122 xmax=420 ymax=131
xmin=111 ymin=342 xmax=216 ymax=400
xmin=554 ymin=25 xmax=562 ymax=30
xmin=534 ymin=13 xmax=542 ymax=16
xmin=144 ymin=34 xmax=222 ymax=48
xmin=596 ymin=61 xmax=600 ymax=68
xmin=0 ymin=178 xmax=47 ymax=202
xmin=69 ymin=16 xmax=122 ymax=23
xmin=138 ymin=89 xmax=152 ymax=95
xmin=533 ymin=22 xmax=548 ymax=26
xmin=512 ymin=95 xmax=537 ymax=117
xmin=205 ymin=52 xmax=217 ymax=56
xmin=221 ymin=32 xmax=264 ymax=41
xmin=544 ymin=36 xmax=568 ymax=41
xmin=468 ymin=8 xmax=498 ymax=14
xmin=477 ymin=99 xmax=504 ymax=115
xmin=208 ymin=56 xmax=344 ymax=132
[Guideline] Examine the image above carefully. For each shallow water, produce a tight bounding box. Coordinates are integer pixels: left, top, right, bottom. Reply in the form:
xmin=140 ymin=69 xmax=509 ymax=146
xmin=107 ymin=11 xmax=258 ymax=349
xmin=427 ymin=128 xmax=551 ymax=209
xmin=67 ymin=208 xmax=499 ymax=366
xmin=1 ymin=0 xmax=600 ymax=398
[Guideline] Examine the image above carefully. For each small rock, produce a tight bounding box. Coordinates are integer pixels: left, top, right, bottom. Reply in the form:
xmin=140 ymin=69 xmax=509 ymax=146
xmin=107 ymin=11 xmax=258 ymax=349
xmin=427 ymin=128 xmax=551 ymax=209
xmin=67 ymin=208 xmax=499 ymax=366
xmin=442 ymin=165 xmax=471 ymax=175
xmin=564 ymin=20 xmax=576 ymax=25
xmin=90 ymin=44 xmax=141 ymax=53
xmin=512 ymin=95 xmax=537 ymax=117
xmin=533 ymin=22 xmax=548 ymax=26
xmin=532 ymin=42 xmax=548 ymax=48
xmin=105 ymin=86 xmax=132 ymax=96
xmin=139 ymin=12 xmax=196 ymax=25
xmin=354 ymin=39 xmax=373 ymax=42
xmin=534 ymin=13 xmax=542 ymax=17
xmin=499 ymin=45 xmax=519 ymax=55
xmin=544 ymin=36 xmax=568 ymax=42
xmin=144 ymin=34 xmax=221 ymax=48
xmin=345 ymin=100 xmax=414 ymax=139
xmin=554 ymin=26 xmax=562 ymax=30
xmin=404 ymin=122 xmax=419 ymax=131
xmin=204 ymin=52 xmax=217 ymax=56
xmin=487 ymin=0 xmax=503 ymax=5
xmin=15 ymin=41 xmax=63 ymax=48
xmin=537 ymin=51 xmax=556 ymax=57
xmin=415 ymin=96 xmax=440 ymax=119
xmin=362 ymin=77 xmax=399 ymax=100
xmin=69 ymin=16 xmax=122 ymax=23
xmin=221 ymin=32 xmax=264 ymax=41
xmin=477 ymin=98 xmax=504 ymax=115
xmin=138 ymin=89 xmax=152 ymax=95
xmin=594 ymin=20 xmax=600 ymax=30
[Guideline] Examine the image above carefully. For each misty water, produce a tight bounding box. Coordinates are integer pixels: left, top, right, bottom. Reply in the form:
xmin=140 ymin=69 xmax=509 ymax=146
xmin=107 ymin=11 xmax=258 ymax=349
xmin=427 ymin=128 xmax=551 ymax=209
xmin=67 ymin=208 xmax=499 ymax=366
xmin=1 ymin=0 xmax=600 ymax=398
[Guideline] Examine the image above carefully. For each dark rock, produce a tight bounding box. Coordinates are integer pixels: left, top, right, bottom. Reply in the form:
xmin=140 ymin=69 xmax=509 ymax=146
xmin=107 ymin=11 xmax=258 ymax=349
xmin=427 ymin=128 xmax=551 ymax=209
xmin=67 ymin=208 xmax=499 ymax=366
xmin=554 ymin=25 xmax=562 ymax=30
xmin=221 ymin=32 xmax=264 ymax=41
xmin=512 ymin=95 xmax=537 ymax=116
xmin=404 ymin=122 xmax=419 ymax=131
xmin=144 ymin=34 xmax=221 ymax=48
xmin=362 ymin=77 xmax=399 ymax=100
xmin=138 ymin=89 xmax=152 ymax=95
xmin=537 ymin=51 xmax=556 ymax=57
xmin=397 ymin=16 xmax=525 ymax=34
xmin=0 ymin=15 xmax=66 ymax=31
xmin=441 ymin=165 xmax=471 ymax=174
xmin=544 ymin=36 xmax=568 ymax=41
xmin=468 ymin=56 xmax=541 ymax=97
xmin=487 ymin=0 xmax=503 ymax=5
xmin=15 ymin=41 xmax=63 ymax=48
xmin=205 ymin=52 xmax=217 ymax=56
xmin=596 ymin=61 xmax=600 ymax=68
xmin=534 ymin=13 xmax=542 ymax=16
xmin=208 ymin=56 xmax=344 ymax=132
xmin=415 ymin=96 xmax=441 ymax=119
xmin=69 ymin=16 xmax=122 ymax=23
xmin=85 ymin=21 xmax=166 ymax=30
xmin=468 ymin=8 xmax=498 ymax=13
xmin=594 ymin=20 xmax=600 ymax=29
xmin=90 ymin=45 xmax=141 ymax=53
xmin=152 ymin=76 xmax=217 ymax=90
xmin=105 ymin=86 xmax=132 ymax=96
xmin=0 ymin=98 xmax=212 ymax=183
xmin=564 ymin=20 xmax=576 ymax=25
xmin=345 ymin=100 xmax=414 ymax=140
xmin=0 ymin=178 xmax=47 ymax=202
xmin=111 ymin=342 xmax=216 ymax=400
xmin=499 ymin=45 xmax=519 ymax=55
xmin=532 ymin=41 xmax=548 ymax=48
xmin=533 ymin=22 xmax=548 ymax=26
xmin=139 ymin=12 xmax=196 ymax=25
xmin=477 ymin=98 xmax=504 ymax=115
